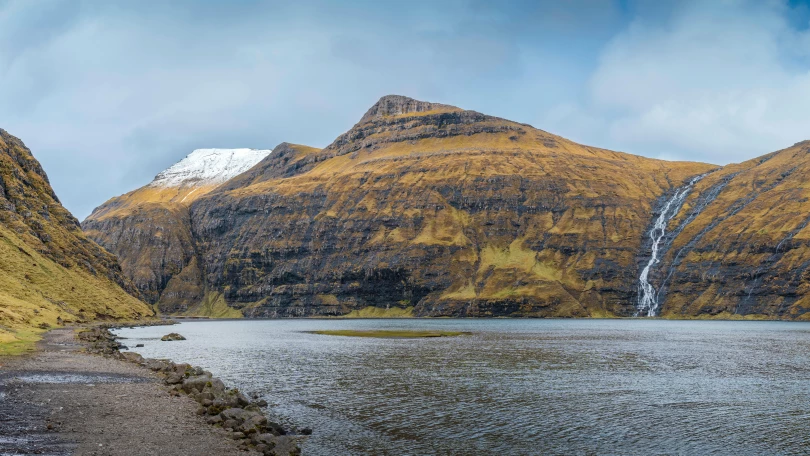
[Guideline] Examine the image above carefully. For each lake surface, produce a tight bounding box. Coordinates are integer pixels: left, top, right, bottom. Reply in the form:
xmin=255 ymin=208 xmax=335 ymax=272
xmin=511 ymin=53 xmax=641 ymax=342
xmin=115 ymin=319 xmax=810 ymax=455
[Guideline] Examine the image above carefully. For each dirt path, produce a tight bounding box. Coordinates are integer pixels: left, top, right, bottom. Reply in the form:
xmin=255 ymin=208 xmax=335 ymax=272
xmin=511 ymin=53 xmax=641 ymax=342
xmin=0 ymin=328 xmax=257 ymax=455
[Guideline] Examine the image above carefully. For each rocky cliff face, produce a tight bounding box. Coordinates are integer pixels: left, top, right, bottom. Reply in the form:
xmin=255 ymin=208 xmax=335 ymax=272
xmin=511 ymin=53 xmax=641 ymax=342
xmin=86 ymin=95 xmax=727 ymax=318
xmin=652 ymin=141 xmax=810 ymax=319
xmin=83 ymin=148 xmax=271 ymax=314
xmin=0 ymin=129 xmax=152 ymax=340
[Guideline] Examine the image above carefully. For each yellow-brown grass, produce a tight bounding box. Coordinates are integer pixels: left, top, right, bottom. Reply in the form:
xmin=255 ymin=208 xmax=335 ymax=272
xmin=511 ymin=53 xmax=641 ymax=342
xmin=0 ymin=225 xmax=153 ymax=353
xmin=309 ymin=330 xmax=468 ymax=338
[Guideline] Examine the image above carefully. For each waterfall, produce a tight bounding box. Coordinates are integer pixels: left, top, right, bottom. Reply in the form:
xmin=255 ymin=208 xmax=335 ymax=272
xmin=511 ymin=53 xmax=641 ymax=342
xmin=636 ymin=175 xmax=706 ymax=317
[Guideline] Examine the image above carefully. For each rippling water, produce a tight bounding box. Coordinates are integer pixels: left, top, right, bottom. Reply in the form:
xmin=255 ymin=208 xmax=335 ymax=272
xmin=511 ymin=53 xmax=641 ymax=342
xmin=115 ymin=319 xmax=810 ymax=455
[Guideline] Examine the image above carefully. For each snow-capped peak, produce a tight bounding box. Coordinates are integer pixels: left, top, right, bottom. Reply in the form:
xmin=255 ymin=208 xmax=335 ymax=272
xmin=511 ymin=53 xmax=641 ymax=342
xmin=149 ymin=148 xmax=272 ymax=188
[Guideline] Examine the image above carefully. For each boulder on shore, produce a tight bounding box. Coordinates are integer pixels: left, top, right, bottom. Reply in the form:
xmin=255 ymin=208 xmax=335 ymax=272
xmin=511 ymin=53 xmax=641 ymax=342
xmin=82 ymin=326 xmax=305 ymax=455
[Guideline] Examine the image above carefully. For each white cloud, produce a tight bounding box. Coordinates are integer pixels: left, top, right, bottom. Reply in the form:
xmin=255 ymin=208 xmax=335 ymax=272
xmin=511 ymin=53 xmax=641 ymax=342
xmin=543 ymin=0 xmax=810 ymax=164
xmin=4 ymin=0 xmax=809 ymax=219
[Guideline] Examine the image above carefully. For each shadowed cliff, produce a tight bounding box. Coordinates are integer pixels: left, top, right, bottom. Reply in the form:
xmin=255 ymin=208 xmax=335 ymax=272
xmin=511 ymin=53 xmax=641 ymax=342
xmin=85 ymin=95 xmax=718 ymax=317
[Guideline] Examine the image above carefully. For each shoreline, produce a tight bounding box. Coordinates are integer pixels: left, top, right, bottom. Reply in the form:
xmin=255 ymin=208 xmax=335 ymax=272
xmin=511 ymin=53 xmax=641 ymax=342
xmin=0 ymin=325 xmax=304 ymax=456
xmin=145 ymin=315 xmax=810 ymax=324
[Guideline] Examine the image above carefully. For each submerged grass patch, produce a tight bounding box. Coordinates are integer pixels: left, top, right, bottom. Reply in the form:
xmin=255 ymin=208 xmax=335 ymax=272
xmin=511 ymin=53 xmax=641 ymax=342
xmin=309 ymin=330 xmax=469 ymax=338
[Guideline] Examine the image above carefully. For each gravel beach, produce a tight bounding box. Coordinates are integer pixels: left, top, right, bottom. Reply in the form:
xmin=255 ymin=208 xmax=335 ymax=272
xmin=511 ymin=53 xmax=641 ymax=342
xmin=0 ymin=328 xmax=260 ymax=456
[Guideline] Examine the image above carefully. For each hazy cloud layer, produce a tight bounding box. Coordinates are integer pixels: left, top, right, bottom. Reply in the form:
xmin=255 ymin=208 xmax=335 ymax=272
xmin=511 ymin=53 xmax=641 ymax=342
xmin=1 ymin=0 xmax=809 ymax=218
xmin=542 ymin=0 xmax=810 ymax=163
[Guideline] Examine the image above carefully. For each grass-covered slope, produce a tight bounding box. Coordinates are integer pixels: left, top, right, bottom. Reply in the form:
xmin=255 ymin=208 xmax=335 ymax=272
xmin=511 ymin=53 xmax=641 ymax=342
xmin=187 ymin=96 xmax=714 ymax=318
xmin=657 ymin=141 xmax=810 ymax=319
xmin=76 ymin=96 xmax=810 ymax=320
xmin=84 ymin=95 xmax=731 ymax=319
xmin=0 ymin=129 xmax=152 ymax=351
xmin=83 ymin=149 xmax=275 ymax=314
xmin=0 ymin=225 xmax=151 ymax=353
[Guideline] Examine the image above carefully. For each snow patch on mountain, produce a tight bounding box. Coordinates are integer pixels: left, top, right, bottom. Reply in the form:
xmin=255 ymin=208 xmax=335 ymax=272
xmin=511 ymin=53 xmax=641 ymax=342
xmin=150 ymin=148 xmax=272 ymax=188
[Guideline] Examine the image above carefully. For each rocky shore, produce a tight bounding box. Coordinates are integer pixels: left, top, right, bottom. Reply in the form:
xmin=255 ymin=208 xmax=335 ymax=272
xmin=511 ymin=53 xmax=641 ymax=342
xmin=0 ymin=325 xmax=303 ymax=456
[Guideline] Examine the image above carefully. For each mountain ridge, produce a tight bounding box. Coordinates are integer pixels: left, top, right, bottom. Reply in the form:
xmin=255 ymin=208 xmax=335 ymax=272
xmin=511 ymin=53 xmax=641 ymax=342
xmin=84 ymin=95 xmax=721 ymax=318
xmin=150 ymin=148 xmax=273 ymax=189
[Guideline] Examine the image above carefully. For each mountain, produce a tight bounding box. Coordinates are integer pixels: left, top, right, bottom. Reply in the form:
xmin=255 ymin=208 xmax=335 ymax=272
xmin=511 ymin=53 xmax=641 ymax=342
xmin=152 ymin=148 xmax=274 ymax=190
xmin=652 ymin=141 xmax=810 ymax=319
xmin=83 ymin=148 xmax=272 ymax=315
xmin=85 ymin=95 xmax=721 ymax=318
xmin=0 ymin=129 xmax=152 ymax=345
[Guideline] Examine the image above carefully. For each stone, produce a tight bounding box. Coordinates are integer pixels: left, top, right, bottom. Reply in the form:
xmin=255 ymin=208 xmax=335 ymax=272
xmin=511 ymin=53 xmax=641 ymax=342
xmin=270 ymin=436 xmax=301 ymax=456
xmin=253 ymin=434 xmax=277 ymax=445
xmin=267 ymin=421 xmax=286 ymax=436
xmin=160 ymin=333 xmax=186 ymax=341
xmin=207 ymin=405 xmax=226 ymax=416
xmin=212 ymin=389 xmax=249 ymax=409
xmin=238 ymin=414 xmax=268 ymax=434
xmin=122 ymin=352 xmax=144 ymax=364
xmin=233 ymin=390 xmax=250 ymax=407
xmin=172 ymin=363 xmax=191 ymax=374
xmin=164 ymin=373 xmax=184 ymax=385
xmin=205 ymin=378 xmax=227 ymax=396
xmin=144 ymin=359 xmax=168 ymax=371
xmin=220 ymin=408 xmax=249 ymax=423
xmin=223 ymin=419 xmax=238 ymax=431
xmin=180 ymin=374 xmax=213 ymax=394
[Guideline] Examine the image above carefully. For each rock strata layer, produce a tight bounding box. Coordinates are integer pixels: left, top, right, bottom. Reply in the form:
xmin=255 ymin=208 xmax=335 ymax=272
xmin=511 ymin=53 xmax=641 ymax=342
xmin=84 ymin=95 xmax=810 ymax=319
xmin=649 ymin=141 xmax=810 ymax=318
xmin=85 ymin=96 xmax=715 ymax=317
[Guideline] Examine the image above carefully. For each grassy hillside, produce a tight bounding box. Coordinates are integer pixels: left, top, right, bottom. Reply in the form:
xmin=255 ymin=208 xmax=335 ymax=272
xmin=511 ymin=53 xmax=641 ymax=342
xmin=185 ymin=96 xmax=714 ymax=318
xmin=658 ymin=141 xmax=810 ymax=318
xmin=0 ymin=225 xmax=152 ymax=354
xmin=85 ymin=96 xmax=719 ymax=318
xmin=0 ymin=129 xmax=153 ymax=353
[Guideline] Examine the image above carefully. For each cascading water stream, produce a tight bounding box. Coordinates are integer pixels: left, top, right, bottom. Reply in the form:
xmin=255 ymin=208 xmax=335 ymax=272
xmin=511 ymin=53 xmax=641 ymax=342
xmin=636 ymin=175 xmax=706 ymax=317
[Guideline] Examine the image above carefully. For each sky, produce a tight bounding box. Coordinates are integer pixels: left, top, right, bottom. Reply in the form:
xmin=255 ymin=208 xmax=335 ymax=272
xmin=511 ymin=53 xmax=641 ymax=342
xmin=2 ymin=0 xmax=810 ymax=219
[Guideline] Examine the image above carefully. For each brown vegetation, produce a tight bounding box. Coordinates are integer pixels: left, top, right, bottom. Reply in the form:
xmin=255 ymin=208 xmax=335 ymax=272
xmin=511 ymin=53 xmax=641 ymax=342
xmin=0 ymin=129 xmax=153 ymax=348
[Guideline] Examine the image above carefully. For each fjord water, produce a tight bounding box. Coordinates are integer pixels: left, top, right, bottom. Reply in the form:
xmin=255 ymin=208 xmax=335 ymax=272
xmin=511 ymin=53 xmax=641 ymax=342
xmin=116 ymin=320 xmax=810 ymax=455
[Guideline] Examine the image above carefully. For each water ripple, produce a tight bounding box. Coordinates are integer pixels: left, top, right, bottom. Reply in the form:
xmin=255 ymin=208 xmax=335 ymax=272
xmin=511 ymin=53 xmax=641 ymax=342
xmin=117 ymin=319 xmax=810 ymax=455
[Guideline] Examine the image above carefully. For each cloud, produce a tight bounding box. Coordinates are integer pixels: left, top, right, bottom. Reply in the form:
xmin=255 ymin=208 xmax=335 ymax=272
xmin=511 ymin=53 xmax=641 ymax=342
xmin=3 ymin=0 xmax=808 ymax=219
xmin=544 ymin=0 xmax=810 ymax=164
xmin=0 ymin=0 xmax=622 ymax=219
